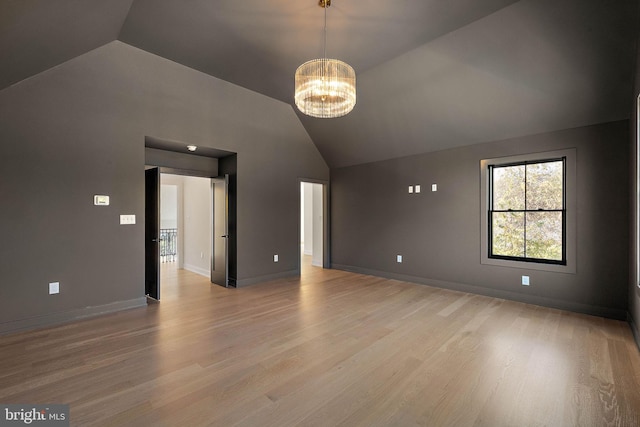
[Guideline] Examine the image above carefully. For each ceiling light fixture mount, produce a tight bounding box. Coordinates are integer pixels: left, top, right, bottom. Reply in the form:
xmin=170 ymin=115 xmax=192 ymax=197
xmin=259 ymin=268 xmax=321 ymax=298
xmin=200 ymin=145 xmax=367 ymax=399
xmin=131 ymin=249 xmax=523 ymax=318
xmin=295 ymin=0 xmax=356 ymax=118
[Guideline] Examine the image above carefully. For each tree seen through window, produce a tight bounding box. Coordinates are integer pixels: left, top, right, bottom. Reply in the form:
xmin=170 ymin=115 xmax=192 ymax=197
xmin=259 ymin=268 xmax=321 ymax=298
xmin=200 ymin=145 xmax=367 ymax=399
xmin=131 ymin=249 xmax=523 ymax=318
xmin=489 ymin=159 xmax=565 ymax=264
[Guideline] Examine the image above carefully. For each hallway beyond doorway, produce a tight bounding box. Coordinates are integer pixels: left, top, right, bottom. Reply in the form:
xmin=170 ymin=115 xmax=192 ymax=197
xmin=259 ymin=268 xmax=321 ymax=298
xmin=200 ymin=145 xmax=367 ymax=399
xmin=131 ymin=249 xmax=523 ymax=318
xmin=300 ymin=181 xmax=325 ymax=269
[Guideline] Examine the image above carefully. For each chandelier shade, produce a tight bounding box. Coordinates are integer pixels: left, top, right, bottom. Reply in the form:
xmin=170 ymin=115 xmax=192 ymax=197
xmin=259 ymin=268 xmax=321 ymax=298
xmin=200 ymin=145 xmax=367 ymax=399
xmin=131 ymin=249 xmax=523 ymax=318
xmin=294 ymin=0 xmax=356 ymax=118
xmin=295 ymin=58 xmax=356 ymax=118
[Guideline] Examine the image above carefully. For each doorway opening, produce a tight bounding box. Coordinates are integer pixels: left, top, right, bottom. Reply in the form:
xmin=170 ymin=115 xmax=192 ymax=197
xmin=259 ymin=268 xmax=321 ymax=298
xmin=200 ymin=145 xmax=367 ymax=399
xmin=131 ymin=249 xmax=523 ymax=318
xmin=145 ymin=169 xmax=235 ymax=299
xmin=146 ymin=171 xmax=215 ymax=300
xmin=160 ymin=174 xmax=212 ymax=276
xmin=144 ymin=138 xmax=237 ymax=299
xmin=300 ymin=180 xmax=329 ymax=273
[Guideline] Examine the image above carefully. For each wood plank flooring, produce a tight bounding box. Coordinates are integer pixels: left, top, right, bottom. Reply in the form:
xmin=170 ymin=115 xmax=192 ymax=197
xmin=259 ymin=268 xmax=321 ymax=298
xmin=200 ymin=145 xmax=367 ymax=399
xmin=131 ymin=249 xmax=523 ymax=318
xmin=1 ymin=259 xmax=640 ymax=426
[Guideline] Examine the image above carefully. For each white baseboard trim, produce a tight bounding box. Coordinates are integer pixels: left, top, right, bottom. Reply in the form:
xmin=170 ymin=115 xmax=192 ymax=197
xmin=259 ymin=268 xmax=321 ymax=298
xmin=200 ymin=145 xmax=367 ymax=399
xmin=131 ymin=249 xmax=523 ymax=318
xmin=183 ymin=263 xmax=210 ymax=278
xmin=0 ymin=297 xmax=148 ymax=336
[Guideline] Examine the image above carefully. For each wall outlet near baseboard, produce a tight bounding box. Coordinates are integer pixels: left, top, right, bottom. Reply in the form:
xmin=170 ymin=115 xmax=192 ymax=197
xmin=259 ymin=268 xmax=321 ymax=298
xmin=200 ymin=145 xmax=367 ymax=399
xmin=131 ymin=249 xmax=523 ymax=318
xmin=274 ymin=254 xmax=279 ymax=262
xmin=522 ymin=275 xmax=530 ymax=286
xmin=397 ymin=255 xmax=403 ymax=263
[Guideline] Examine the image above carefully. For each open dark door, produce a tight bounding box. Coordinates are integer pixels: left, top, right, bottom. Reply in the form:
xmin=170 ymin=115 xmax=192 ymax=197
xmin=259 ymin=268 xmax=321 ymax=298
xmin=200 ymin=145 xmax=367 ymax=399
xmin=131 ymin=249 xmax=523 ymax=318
xmin=211 ymin=174 xmax=229 ymax=287
xmin=145 ymin=167 xmax=160 ymax=300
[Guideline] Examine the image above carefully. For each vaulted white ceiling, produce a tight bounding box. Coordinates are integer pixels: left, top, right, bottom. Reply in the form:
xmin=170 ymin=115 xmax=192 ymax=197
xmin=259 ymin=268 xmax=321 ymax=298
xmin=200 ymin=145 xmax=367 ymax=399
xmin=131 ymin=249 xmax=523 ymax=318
xmin=1 ymin=0 xmax=637 ymax=167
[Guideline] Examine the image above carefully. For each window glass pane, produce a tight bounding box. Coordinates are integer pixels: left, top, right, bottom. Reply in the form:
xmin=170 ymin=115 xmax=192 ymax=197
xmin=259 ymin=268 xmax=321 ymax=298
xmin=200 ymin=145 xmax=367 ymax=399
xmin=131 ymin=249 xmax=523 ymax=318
xmin=526 ymin=161 xmax=563 ymax=210
xmin=493 ymin=165 xmax=525 ymax=210
xmin=525 ymin=212 xmax=563 ymax=260
xmin=492 ymin=212 xmax=525 ymax=257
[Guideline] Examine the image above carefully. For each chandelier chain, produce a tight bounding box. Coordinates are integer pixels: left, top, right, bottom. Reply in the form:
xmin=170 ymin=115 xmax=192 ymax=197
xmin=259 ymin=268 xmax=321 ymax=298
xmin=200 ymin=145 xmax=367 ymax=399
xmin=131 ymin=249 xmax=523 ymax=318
xmin=323 ymin=2 xmax=327 ymax=60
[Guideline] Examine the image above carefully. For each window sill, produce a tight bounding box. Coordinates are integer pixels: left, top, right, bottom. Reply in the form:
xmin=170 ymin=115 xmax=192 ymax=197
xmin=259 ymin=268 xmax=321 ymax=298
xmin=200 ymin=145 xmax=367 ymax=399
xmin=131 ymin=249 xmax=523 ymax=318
xmin=481 ymin=256 xmax=575 ymax=274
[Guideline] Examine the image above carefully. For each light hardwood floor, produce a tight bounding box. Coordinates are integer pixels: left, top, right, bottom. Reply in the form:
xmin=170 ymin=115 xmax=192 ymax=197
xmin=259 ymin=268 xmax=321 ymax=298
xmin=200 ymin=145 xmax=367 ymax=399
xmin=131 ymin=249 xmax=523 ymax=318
xmin=1 ymin=259 xmax=640 ymax=426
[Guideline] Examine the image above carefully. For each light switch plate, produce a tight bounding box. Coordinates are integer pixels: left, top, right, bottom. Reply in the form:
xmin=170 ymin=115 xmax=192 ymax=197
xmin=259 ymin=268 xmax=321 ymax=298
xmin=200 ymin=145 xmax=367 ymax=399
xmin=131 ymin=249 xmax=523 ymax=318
xmin=408 ymin=186 xmax=414 ymax=194
xmin=522 ymin=275 xmax=530 ymax=286
xmin=120 ymin=215 xmax=136 ymax=225
xmin=432 ymin=184 xmax=438 ymax=192
xmin=397 ymin=255 xmax=403 ymax=263
xmin=415 ymin=185 xmax=421 ymax=193
xmin=94 ymin=195 xmax=110 ymax=206
xmin=274 ymin=254 xmax=279 ymax=262
xmin=49 ymin=282 xmax=60 ymax=294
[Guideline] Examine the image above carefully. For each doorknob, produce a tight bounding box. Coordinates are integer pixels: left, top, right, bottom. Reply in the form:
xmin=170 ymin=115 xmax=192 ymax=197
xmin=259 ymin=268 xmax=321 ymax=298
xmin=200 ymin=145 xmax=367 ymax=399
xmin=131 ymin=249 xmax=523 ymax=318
xmin=221 ymin=235 xmax=229 ymax=238
xmin=152 ymin=238 xmax=158 ymax=242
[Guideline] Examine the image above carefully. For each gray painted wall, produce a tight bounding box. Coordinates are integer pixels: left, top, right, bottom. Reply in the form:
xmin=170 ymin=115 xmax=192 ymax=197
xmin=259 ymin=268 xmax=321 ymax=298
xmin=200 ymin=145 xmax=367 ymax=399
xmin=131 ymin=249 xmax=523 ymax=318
xmin=332 ymin=121 xmax=629 ymax=318
xmin=0 ymin=41 xmax=328 ymax=332
xmin=145 ymin=147 xmax=219 ymax=177
xmin=629 ymin=25 xmax=640 ymax=343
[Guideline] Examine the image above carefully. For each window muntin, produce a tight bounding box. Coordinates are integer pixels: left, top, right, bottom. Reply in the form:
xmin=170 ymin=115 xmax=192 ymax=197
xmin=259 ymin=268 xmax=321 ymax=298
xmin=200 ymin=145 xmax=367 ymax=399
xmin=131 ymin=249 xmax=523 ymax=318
xmin=488 ymin=158 xmax=566 ymax=265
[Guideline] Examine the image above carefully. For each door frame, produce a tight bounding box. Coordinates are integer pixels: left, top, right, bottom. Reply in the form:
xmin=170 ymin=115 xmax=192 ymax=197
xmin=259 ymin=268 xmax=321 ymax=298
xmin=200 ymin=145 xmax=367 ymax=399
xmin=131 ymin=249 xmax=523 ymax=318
xmin=145 ymin=167 xmax=222 ymax=298
xmin=298 ymin=178 xmax=330 ymax=273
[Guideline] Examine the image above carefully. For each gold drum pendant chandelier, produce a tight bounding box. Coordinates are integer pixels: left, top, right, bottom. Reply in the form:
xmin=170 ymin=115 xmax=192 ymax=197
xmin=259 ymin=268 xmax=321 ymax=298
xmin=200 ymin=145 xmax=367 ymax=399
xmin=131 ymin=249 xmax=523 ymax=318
xmin=295 ymin=0 xmax=356 ymax=118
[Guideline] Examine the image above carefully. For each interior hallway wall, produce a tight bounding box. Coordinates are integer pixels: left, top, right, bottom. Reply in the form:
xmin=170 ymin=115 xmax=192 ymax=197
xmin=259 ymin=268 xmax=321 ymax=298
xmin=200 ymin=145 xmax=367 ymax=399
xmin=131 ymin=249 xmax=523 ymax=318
xmin=160 ymin=184 xmax=178 ymax=229
xmin=311 ymin=183 xmax=323 ymax=267
xmin=182 ymin=176 xmax=211 ymax=277
xmin=302 ymin=183 xmax=313 ymax=256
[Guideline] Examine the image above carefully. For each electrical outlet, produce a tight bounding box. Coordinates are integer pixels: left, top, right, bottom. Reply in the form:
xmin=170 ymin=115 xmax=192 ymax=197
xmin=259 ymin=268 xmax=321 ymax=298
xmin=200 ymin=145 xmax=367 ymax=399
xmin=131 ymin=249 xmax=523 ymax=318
xmin=397 ymin=255 xmax=403 ymax=263
xmin=522 ymin=275 xmax=530 ymax=286
xmin=415 ymin=185 xmax=421 ymax=193
xmin=274 ymin=254 xmax=279 ymax=262
xmin=119 ymin=214 xmax=136 ymax=225
xmin=49 ymin=282 xmax=60 ymax=294
xmin=408 ymin=186 xmax=414 ymax=194
xmin=432 ymin=184 xmax=438 ymax=192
